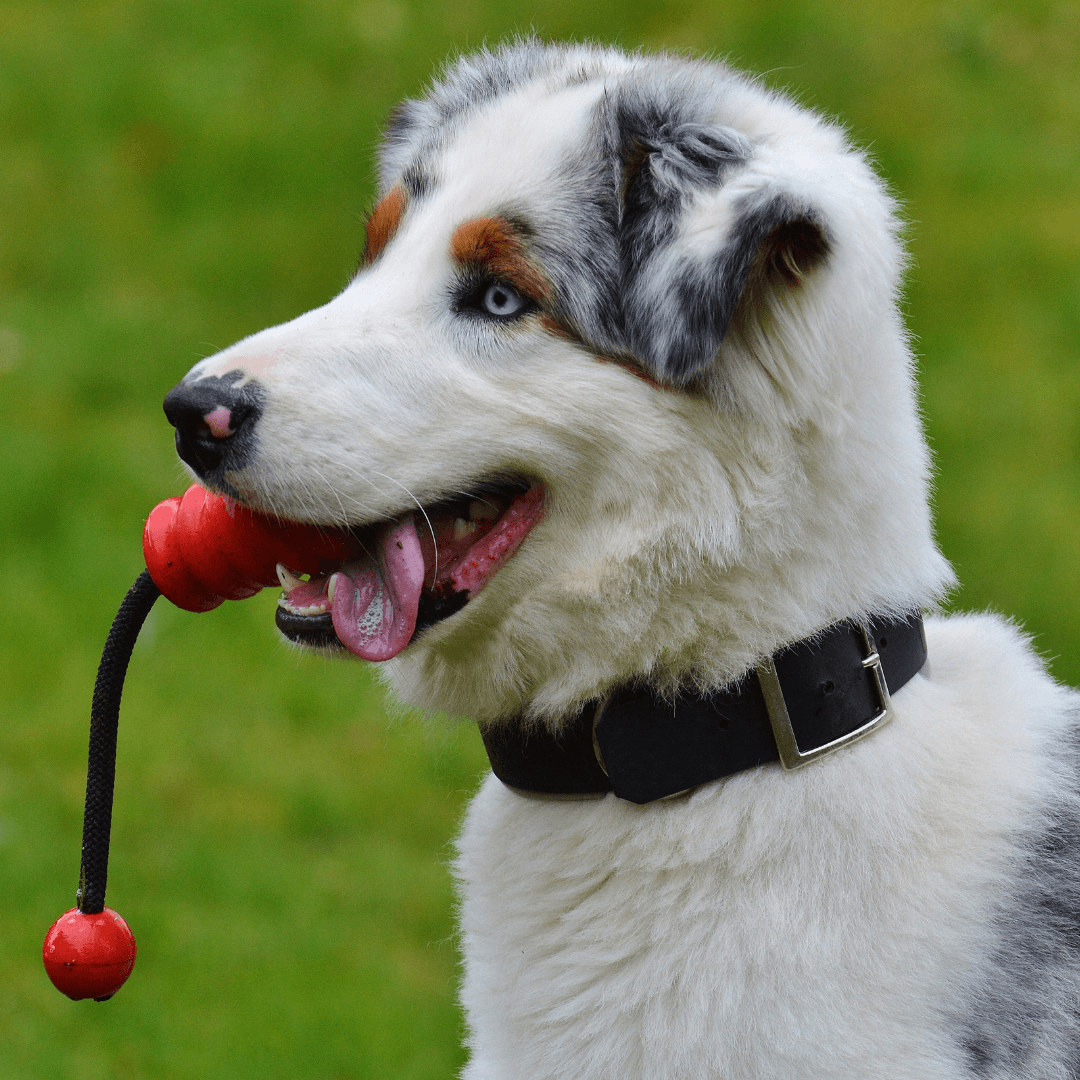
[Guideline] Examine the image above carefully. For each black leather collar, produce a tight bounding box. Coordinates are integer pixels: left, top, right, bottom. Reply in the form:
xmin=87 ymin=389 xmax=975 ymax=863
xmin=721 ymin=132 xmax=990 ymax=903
xmin=480 ymin=613 xmax=927 ymax=804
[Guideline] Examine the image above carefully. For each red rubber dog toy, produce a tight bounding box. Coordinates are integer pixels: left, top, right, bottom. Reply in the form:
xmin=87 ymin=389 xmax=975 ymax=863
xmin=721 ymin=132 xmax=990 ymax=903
xmin=43 ymin=484 xmax=357 ymax=1000
xmin=143 ymin=483 xmax=360 ymax=611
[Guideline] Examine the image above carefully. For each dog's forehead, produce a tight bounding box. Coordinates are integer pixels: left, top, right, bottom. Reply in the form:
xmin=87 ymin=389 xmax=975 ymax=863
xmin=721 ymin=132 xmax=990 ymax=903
xmin=414 ymin=79 xmax=606 ymax=225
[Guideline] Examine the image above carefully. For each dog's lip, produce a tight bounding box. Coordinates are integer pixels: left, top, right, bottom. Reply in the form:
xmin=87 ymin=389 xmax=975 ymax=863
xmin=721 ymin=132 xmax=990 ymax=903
xmin=274 ymin=479 xmax=545 ymax=654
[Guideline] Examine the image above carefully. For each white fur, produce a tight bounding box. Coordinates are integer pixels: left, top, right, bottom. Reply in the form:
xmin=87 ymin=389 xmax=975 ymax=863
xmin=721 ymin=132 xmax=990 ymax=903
xmin=176 ymin=43 xmax=1079 ymax=1078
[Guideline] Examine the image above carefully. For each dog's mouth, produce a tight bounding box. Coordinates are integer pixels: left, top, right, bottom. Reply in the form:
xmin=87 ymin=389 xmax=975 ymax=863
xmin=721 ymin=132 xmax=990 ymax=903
xmin=274 ymin=480 xmax=546 ymax=660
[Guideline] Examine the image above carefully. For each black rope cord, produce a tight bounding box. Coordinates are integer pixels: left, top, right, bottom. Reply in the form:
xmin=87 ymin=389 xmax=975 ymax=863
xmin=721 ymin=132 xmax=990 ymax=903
xmin=77 ymin=570 xmax=160 ymax=915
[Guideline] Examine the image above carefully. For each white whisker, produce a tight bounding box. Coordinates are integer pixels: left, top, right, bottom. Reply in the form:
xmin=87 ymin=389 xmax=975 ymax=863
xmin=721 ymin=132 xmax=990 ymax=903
xmin=369 ymin=469 xmax=439 ymax=586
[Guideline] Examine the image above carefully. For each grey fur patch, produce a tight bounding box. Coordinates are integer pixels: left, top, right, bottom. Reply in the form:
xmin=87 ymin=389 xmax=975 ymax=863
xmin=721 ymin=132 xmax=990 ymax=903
xmin=632 ymin=193 xmax=830 ymax=383
xmin=957 ymin=694 xmax=1080 ymax=1078
xmin=607 ymin=95 xmax=756 ymax=381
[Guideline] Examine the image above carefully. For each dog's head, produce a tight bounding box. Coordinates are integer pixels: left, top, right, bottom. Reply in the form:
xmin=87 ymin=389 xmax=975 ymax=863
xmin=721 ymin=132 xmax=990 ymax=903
xmin=164 ymin=42 xmax=953 ymax=724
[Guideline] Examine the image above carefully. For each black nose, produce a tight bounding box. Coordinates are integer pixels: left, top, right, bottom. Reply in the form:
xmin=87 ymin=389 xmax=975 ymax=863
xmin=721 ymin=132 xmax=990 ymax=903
xmin=163 ymin=370 xmax=263 ymax=479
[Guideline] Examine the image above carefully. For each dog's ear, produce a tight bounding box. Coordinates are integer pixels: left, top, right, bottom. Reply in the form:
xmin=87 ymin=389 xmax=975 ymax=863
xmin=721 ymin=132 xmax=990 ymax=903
xmin=618 ymin=122 xmax=832 ymax=386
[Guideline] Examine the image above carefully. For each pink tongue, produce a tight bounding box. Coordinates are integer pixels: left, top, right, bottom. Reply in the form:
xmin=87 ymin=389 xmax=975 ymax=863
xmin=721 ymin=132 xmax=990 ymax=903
xmin=330 ymin=516 xmax=425 ymax=661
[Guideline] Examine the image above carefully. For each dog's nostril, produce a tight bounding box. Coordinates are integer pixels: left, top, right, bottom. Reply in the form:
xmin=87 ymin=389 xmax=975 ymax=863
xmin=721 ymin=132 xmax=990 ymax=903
xmin=821 ymin=680 xmax=835 ymax=695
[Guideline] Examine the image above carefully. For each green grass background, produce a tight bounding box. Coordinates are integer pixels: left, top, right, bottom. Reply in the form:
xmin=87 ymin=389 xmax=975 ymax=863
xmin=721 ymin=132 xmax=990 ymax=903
xmin=0 ymin=1 xmax=1077 ymax=1076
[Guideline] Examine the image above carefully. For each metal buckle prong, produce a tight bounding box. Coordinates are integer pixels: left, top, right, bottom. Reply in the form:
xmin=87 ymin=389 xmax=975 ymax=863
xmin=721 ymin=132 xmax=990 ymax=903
xmin=757 ymin=625 xmax=894 ymax=771
xmin=591 ymin=694 xmax=611 ymax=778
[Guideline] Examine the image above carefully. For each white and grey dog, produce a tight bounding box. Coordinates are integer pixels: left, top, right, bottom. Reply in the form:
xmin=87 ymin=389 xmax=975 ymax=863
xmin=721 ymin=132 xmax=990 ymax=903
xmin=162 ymin=41 xmax=1080 ymax=1080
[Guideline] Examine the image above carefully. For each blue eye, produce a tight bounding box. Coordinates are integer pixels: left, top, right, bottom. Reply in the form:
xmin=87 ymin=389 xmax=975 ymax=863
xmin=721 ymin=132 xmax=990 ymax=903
xmin=454 ymin=277 xmax=537 ymax=322
xmin=481 ymin=281 xmax=529 ymax=317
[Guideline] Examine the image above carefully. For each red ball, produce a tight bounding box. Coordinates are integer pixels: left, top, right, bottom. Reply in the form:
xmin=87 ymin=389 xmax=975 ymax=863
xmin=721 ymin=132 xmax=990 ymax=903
xmin=43 ymin=908 xmax=137 ymax=1001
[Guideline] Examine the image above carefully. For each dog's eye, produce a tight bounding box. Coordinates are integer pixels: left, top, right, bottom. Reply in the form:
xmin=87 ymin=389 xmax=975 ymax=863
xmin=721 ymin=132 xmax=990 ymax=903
xmin=454 ymin=277 xmax=536 ymax=323
xmin=473 ymin=280 xmax=531 ymax=317
xmin=480 ymin=281 xmax=529 ymax=318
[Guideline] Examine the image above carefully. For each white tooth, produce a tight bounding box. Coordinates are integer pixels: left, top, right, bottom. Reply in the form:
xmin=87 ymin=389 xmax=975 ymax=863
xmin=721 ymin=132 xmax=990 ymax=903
xmin=468 ymin=499 xmax=500 ymax=522
xmin=276 ymin=563 xmax=304 ymax=592
xmin=453 ymin=517 xmax=476 ymax=540
xmin=326 ymin=572 xmax=338 ymax=605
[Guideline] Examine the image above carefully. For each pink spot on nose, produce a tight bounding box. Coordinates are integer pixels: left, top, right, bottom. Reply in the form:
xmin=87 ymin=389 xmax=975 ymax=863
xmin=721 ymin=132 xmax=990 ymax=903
xmin=203 ymin=406 xmax=234 ymax=439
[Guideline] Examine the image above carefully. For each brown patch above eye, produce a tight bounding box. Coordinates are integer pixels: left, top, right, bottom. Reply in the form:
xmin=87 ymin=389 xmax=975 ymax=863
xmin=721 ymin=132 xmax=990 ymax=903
xmin=450 ymin=217 xmax=550 ymax=303
xmin=362 ymin=186 xmax=406 ymax=265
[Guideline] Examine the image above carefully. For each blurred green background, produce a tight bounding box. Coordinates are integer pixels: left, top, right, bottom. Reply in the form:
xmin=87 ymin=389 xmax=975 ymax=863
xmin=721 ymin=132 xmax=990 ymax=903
xmin=1 ymin=0 xmax=1077 ymax=1076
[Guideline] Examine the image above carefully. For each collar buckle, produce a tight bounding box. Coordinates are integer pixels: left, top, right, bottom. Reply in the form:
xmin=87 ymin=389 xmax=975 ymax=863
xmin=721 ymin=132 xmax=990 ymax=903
xmin=756 ymin=625 xmax=894 ymax=771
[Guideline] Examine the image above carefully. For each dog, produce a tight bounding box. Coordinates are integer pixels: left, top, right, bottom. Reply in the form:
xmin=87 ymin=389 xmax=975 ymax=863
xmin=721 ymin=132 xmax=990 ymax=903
xmin=161 ymin=40 xmax=1080 ymax=1079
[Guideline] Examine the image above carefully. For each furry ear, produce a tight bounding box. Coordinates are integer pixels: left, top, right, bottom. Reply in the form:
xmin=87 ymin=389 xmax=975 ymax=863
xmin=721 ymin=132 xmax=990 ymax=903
xmin=619 ymin=128 xmax=832 ymax=386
